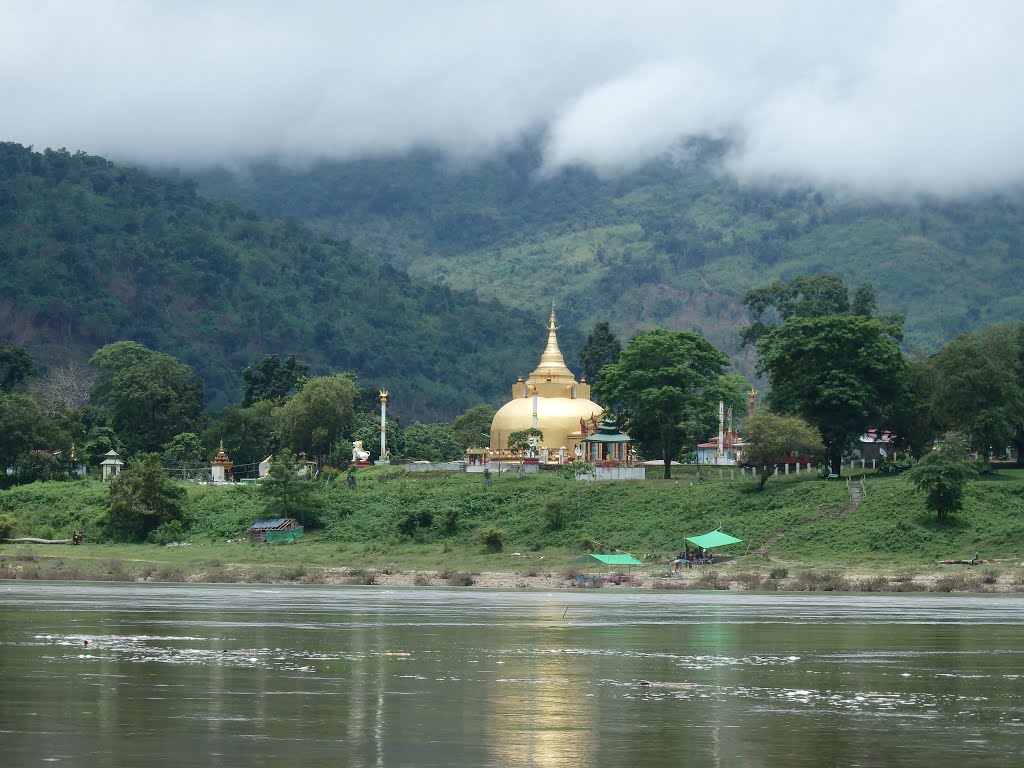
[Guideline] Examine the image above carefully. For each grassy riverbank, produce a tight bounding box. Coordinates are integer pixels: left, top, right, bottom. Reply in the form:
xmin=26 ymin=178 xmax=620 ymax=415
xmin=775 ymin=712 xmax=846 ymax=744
xmin=2 ymin=466 xmax=1024 ymax=590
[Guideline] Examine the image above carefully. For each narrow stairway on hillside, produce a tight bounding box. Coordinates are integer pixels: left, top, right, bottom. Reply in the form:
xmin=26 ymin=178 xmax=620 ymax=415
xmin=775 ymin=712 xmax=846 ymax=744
xmin=840 ymin=481 xmax=863 ymax=518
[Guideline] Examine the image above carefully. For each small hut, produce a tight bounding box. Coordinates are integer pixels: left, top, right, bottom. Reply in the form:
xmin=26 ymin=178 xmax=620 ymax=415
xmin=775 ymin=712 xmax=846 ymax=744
xmin=248 ymin=518 xmax=303 ymax=543
xmin=100 ymin=450 xmax=124 ymax=481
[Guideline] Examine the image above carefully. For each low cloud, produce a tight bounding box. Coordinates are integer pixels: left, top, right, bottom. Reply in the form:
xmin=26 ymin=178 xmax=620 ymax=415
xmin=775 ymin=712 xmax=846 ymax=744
xmin=2 ymin=0 xmax=1022 ymax=196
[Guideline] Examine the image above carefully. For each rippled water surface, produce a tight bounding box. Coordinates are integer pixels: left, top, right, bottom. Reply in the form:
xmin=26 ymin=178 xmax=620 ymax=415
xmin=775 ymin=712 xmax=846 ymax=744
xmin=2 ymin=584 xmax=1023 ymax=767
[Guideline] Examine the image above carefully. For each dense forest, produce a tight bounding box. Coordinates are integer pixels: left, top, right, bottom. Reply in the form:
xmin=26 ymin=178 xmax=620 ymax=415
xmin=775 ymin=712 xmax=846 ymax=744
xmin=191 ymin=136 xmax=1024 ymax=364
xmin=0 ymin=143 xmax=572 ymax=419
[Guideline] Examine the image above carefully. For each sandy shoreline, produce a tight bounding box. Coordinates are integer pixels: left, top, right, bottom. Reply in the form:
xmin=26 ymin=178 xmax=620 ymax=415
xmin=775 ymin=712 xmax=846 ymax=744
xmin=311 ymin=563 xmax=1022 ymax=593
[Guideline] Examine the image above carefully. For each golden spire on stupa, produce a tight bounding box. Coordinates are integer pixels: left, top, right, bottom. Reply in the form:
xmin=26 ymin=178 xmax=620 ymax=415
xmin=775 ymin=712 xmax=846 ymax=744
xmin=529 ymin=304 xmax=575 ymax=383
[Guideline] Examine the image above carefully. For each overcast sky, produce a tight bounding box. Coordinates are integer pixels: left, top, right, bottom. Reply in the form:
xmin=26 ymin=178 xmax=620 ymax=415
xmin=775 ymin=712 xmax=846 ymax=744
xmin=2 ymin=1 xmax=1022 ymax=196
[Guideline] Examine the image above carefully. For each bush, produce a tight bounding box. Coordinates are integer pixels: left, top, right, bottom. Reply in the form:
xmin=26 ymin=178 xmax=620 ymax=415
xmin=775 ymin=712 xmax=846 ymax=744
xmin=0 ymin=513 xmax=15 ymax=538
xmin=542 ymin=499 xmax=566 ymax=531
xmin=768 ymin=566 xmax=789 ymax=580
xmin=148 ymin=520 xmax=189 ymax=546
xmin=445 ymin=572 xmax=475 ymax=587
xmin=474 ymin=526 xmax=505 ymax=552
xmin=734 ymin=572 xmax=764 ymax=590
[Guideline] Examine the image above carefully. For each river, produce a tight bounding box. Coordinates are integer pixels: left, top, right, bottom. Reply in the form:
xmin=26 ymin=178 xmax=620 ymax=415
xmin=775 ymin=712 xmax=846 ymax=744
xmin=1 ymin=584 xmax=1022 ymax=767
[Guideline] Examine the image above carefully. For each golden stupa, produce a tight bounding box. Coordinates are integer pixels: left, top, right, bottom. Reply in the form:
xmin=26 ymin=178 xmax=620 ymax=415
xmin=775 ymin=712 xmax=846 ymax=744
xmin=490 ymin=306 xmax=603 ymax=454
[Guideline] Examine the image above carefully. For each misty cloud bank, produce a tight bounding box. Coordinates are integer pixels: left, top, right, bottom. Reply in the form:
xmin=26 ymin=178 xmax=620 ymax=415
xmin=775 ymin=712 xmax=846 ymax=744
xmin=3 ymin=0 xmax=1022 ymax=197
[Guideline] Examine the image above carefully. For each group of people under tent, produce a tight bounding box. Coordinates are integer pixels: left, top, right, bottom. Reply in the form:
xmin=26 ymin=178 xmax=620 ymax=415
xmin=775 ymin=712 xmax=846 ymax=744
xmin=669 ymin=545 xmax=713 ymax=571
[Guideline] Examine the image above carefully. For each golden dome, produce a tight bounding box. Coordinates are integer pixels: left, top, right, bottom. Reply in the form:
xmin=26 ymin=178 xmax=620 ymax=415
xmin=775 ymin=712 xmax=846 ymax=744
xmin=489 ymin=304 xmax=604 ymax=452
xmin=490 ymin=396 xmax=602 ymax=450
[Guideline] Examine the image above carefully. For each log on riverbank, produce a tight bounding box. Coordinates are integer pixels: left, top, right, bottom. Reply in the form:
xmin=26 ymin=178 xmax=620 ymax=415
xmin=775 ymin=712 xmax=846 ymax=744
xmin=1 ymin=537 xmax=73 ymax=544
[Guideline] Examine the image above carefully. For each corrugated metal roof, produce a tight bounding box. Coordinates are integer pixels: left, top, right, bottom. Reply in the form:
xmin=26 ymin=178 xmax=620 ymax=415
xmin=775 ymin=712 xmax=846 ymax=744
xmin=249 ymin=518 xmax=294 ymax=530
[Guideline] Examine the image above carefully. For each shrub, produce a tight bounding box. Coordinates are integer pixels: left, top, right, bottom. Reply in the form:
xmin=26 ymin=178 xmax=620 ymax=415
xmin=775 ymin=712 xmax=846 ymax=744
xmin=148 ymin=520 xmax=189 ymax=546
xmin=794 ymin=570 xmax=851 ymax=592
xmin=694 ymin=571 xmax=728 ymax=590
xmin=0 ymin=513 xmax=15 ymax=538
xmin=542 ymin=499 xmax=566 ymax=531
xmin=445 ymin=572 xmax=475 ymax=587
xmin=474 ymin=526 xmax=505 ymax=552
xmin=981 ymin=569 xmax=999 ymax=585
xmin=734 ymin=572 xmax=764 ymax=590
xmin=344 ymin=568 xmax=378 ymax=585
xmin=768 ymin=566 xmax=789 ymax=580
xmin=562 ymin=565 xmax=583 ymax=581
xmin=439 ymin=507 xmax=460 ymax=534
xmin=413 ymin=574 xmax=432 ymax=586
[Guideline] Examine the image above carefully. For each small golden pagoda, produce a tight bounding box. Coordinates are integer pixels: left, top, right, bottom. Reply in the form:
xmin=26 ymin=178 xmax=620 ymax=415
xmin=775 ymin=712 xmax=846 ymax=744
xmin=211 ymin=439 xmax=233 ymax=482
xmin=489 ymin=306 xmax=603 ymax=457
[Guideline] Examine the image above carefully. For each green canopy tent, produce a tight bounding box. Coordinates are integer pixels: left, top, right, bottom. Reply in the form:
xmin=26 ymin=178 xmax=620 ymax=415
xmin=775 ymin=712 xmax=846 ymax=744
xmin=685 ymin=531 xmax=743 ymax=550
xmin=571 ymin=553 xmax=645 ymax=582
xmin=571 ymin=553 xmax=645 ymax=566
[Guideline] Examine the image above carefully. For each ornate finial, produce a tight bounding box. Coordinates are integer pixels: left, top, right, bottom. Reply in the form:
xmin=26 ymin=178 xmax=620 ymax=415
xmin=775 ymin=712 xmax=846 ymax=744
xmin=379 ymin=390 xmax=389 ymax=402
xmin=549 ymin=303 xmax=557 ymax=330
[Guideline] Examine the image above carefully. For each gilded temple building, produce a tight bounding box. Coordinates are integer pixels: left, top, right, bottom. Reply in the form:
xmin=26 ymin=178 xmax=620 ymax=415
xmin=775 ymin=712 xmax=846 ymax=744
xmin=489 ymin=307 xmax=604 ymax=458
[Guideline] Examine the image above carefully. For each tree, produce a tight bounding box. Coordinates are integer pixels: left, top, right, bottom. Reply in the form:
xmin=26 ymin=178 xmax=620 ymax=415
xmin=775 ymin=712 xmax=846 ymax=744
xmin=578 ymin=321 xmax=622 ymax=384
xmin=402 ymin=422 xmax=463 ymax=462
xmin=905 ymin=432 xmax=977 ymax=520
xmin=593 ymin=329 xmax=739 ymax=479
xmin=927 ymin=324 xmax=1024 ymax=460
xmin=450 ymin=404 xmax=496 ymax=450
xmin=88 ymin=341 xmax=157 ymax=408
xmin=756 ymin=315 xmax=907 ymax=475
xmin=109 ymin=353 xmax=206 ymax=454
xmin=241 ymin=353 xmax=309 ymax=406
xmin=259 ymin=449 xmax=319 ymax=527
xmin=106 ymin=454 xmax=186 ymax=541
xmin=31 ymin=361 xmax=94 ymax=416
xmin=162 ymin=432 xmax=207 ymax=478
xmin=276 ymin=373 xmax=357 ymax=459
xmin=0 ymin=392 xmax=55 ymax=475
xmin=205 ymin=401 xmax=280 ymax=469
xmin=507 ymin=428 xmax=544 ymax=456
xmin=0 ymin=345 xmax=37 ymax=392
xmin=741 ymin=274 xmax=902 ymax=347
xmin=743 ymin=411 xmax=825 ymax=489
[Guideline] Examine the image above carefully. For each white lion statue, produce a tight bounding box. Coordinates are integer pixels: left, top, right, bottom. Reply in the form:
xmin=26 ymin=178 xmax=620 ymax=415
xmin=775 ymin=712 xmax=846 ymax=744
xmin=352 ymin=440 xmax=371 ymax=463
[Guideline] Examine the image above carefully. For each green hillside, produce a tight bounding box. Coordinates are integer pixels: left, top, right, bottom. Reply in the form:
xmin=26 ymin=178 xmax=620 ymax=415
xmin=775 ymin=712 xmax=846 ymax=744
xmin=192 ymin=138 xmax=1024 ymax=364
xmin=0 ymin=143 xmax=571 ymax=419
xmin=2 ymin=470 xmax=1023 ymax=575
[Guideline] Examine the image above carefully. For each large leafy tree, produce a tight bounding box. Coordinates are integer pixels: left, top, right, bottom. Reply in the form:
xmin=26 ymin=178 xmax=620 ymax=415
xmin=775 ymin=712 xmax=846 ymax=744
xmin=741 ymin=274 xmax=902 ymax=347
xmin=927 ymin=324 xmax=1024 ymax=460
xmin=0 ymin=345 xmax=36 ymax=392
xmin=905 ymin=432 xmax=977 ymax=521
xmin=402 ymin=422 xmax=463 ymax=462
xmin=578 ymin=321 xmax=622 ymax=384
xmin=450 ymin=404 xmax=496 ymax=451
xmin=205 ymin=401 xmax=280 ymax=469
xmin=743 ymin=410 xmax=825 ymax=489
xmin=241 ymin=353 xmax=309 ymax=406
xmin=594 ymin=329 xmax=738 ymax=479
xmin=109 ymin=353 xmax=206 ymax=454
xmin=162 ymin=432 xmax=207 ymax=478
xmin=106 ymin=453 xmax=186 ymax=541
xmin=276 ymin=373 xmax=357 ymax=459
xmin=0 ymin=392 xmax=60 ymax=479
xmin=756 ymin=315 xmax=907 ymax=475
xmin=88 ymin=341 xmax=157 ymax=408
